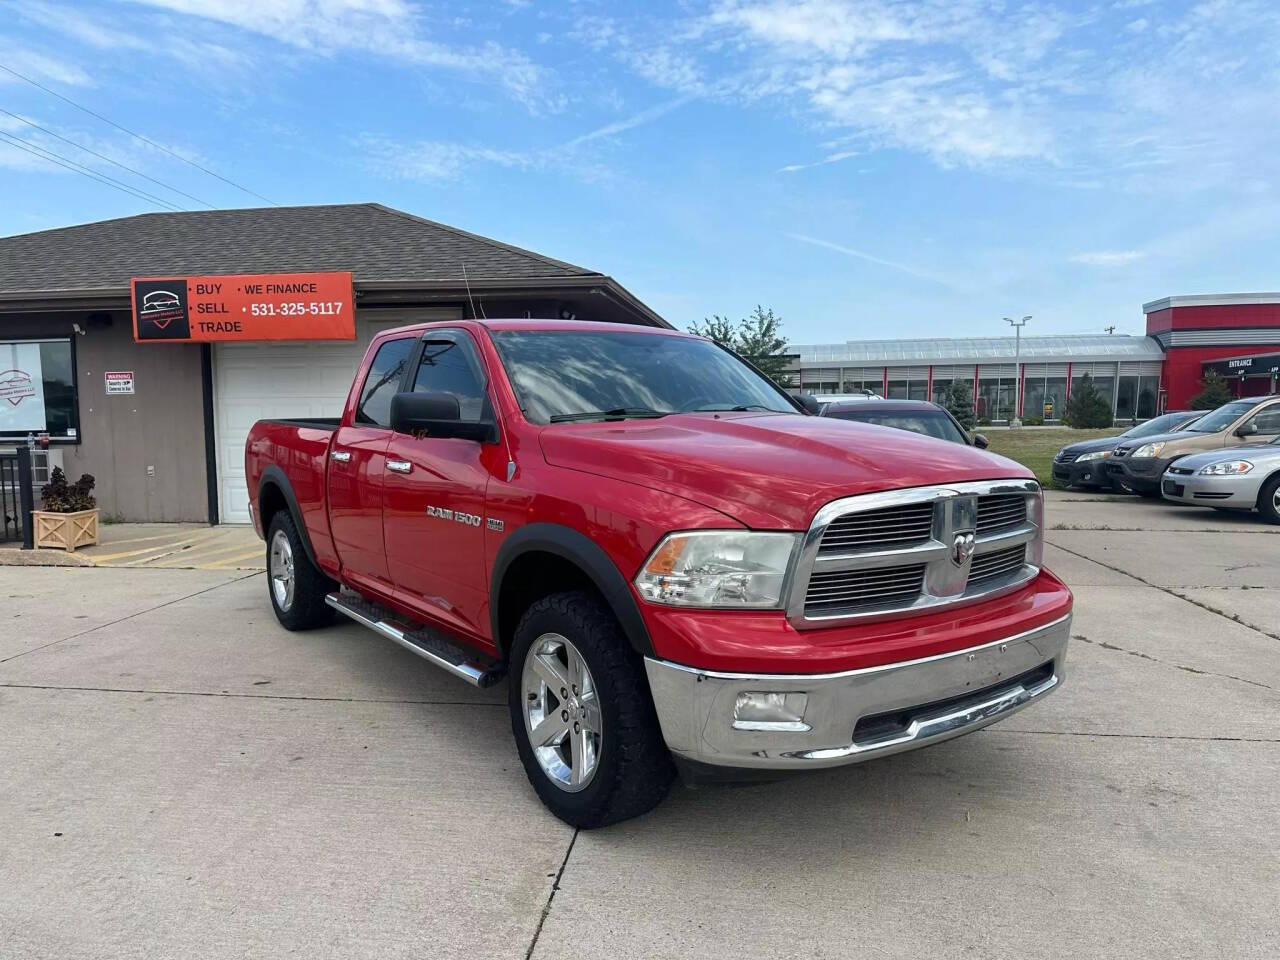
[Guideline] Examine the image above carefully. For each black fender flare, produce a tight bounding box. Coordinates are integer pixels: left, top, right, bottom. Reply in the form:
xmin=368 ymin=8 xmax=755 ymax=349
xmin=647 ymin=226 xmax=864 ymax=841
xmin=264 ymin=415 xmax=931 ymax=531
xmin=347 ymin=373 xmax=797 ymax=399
xmin=258 ymin=465 xmax=320 ymax=569
xmin=490 ymin=523 xmax=654 ymax=657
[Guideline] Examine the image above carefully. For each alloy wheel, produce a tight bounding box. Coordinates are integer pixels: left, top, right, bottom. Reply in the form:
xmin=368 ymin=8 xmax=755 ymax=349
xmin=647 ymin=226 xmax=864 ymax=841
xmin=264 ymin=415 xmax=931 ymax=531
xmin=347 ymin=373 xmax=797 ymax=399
xmin=521 ymin=632 xmax=603 ymax=792
xmin=269 ymin=529 xmax=296 ymax=612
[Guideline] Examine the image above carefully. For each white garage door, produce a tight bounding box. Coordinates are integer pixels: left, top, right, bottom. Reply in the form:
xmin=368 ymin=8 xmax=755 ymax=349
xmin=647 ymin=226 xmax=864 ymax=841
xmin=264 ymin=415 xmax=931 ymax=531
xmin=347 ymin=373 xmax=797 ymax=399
xmin=214 ymin=310 xmax=458 ymax=524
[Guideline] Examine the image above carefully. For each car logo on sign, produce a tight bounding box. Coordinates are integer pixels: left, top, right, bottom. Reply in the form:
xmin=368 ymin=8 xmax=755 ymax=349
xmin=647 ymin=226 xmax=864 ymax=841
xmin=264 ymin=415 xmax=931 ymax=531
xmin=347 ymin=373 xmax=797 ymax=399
xmin=141 ymin=290 xmax=182 ymax=329
xmin=951 ymin=531 xmax=976 ymax=567
xmin=0 ymin=368 xmax=36 ymax=407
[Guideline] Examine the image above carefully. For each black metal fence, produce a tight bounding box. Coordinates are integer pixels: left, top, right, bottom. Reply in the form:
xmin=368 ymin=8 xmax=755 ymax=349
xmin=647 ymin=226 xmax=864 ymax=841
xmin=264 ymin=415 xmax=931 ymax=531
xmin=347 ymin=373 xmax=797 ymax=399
xmin=1 ymin=448 xmax=35 ymax=547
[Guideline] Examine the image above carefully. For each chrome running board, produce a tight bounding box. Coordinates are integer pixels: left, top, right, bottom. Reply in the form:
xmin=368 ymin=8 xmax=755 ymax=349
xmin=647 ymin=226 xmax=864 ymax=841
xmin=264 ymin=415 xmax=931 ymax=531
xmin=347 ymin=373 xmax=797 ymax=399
xmin=325 ymin=591 xmax=505 ymax=688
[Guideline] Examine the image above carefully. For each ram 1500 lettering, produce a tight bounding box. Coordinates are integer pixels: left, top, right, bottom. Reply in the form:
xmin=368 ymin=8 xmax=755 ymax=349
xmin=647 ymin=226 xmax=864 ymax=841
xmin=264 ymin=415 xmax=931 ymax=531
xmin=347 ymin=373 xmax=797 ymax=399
xmin=246 ymin=319 xmax=1072 ymax=827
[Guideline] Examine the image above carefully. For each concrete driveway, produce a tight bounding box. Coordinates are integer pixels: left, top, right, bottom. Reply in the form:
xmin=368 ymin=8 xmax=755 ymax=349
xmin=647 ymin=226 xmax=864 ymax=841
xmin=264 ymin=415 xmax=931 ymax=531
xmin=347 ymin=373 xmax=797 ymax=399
xmin=1 ymin=492 xmax=1277 ymax=959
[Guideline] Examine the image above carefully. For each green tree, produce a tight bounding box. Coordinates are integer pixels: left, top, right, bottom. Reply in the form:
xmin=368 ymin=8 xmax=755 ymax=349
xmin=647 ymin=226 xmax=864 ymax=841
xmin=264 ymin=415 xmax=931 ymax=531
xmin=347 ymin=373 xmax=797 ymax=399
xmin=688 ymin=314 xmax=736 ymax=349
xmin=1190 ymin=370 xmax=1236 ymax=410
xmin=1062 ymin=373 xmax=1113 ymax=428
xmin=942 ymin=380 xmax=976 ymax=430
xmin=690 ymin=305 xmax=793 ymax=388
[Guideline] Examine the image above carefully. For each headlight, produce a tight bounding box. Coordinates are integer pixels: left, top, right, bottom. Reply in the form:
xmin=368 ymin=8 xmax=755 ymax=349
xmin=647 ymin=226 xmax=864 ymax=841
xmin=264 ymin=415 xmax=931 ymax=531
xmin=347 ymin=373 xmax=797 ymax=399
xmin=1076 ymin=450 xmax=1110 ymax=462
xmin=1133 ymin=442 xmax=1166 ymax=459
xmin=1199 ymin=460 xmax=1253 ymax=475
xmin=635 ymin=531 xmax=799 ymax=608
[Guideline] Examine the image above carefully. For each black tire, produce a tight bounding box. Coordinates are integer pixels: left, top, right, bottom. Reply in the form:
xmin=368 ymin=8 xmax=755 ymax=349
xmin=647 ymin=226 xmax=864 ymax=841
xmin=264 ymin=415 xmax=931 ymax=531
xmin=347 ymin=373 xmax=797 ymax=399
xmin=508 ymin=591 xmax=674 ymax=828
xmin=1257 ymin=474 xmax=1280 ymax=525
xmin=266 ymin=511 xmax=336 ymax=630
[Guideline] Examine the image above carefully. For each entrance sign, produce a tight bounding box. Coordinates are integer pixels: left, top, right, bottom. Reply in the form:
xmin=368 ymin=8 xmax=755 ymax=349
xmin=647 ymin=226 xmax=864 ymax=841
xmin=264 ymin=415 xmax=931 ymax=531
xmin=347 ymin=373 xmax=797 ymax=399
xmin=105 ymin=371 xmax=135 ymax=395
xmin=132 ymin=271 xmax=355 ymax=343
xmin=0 ymin=342 xmax=47 ymax=432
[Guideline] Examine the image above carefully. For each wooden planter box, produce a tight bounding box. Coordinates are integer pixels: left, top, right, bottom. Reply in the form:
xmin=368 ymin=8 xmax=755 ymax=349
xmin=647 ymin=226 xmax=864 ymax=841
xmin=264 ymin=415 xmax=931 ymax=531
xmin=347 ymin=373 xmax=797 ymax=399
xmin=33 ymin=508 xmax=99 ymax=552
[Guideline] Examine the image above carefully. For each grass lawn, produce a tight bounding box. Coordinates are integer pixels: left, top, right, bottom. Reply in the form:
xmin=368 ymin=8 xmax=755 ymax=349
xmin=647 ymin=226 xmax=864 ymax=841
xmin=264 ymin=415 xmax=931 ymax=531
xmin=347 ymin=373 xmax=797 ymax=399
xmin=981 ymin=427 xmax=1119 ymax=486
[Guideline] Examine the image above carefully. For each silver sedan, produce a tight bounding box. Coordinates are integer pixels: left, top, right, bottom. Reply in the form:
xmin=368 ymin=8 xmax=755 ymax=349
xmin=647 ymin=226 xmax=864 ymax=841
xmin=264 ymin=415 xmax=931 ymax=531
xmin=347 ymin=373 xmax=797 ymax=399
xmin=1161 ymin=439 xmax=1280 ymax=523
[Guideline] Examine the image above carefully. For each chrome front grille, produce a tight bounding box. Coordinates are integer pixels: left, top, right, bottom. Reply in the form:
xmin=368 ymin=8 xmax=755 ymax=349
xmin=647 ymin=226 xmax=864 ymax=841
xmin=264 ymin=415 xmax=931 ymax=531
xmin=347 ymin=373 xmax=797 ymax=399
xmin=976 ymin=494 xmax=1026 ymax=534
xmin=817 ymin=502 xmax=934 ymax=555
xmin=791 ymin=479 xmax=1042 ymax=627
xmin=804 ymin=563 xmax=927 ymax=614
xmin=969 ymin=544 xmax=1027 ymax=585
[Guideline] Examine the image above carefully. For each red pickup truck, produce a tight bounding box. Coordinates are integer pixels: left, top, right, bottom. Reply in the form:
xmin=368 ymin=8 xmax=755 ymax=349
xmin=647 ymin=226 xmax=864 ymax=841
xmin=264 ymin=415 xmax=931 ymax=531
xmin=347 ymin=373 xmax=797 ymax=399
xmin=246 ymin=319 xmax=1072 ymax=827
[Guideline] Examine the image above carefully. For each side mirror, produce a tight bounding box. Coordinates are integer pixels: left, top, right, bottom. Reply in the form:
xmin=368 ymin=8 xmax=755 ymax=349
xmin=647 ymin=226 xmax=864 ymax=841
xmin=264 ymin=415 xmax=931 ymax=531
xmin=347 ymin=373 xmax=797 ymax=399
xmin=972 ymin=433 xmax=989 ymax=449
xmin=1236 ymin=421 xmax=1258 ymax=438
xmin=796 ymin=393 xmax=824 ymax=416
xmin=390 ymin=392 xmax=494 ymax=442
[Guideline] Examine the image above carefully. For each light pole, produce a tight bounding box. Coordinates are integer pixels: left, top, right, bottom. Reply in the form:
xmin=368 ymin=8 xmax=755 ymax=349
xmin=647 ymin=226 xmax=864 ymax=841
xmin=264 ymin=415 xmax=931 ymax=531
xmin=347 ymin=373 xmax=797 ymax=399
xmin=1003 ymin=315 xmax=1031 ymax=425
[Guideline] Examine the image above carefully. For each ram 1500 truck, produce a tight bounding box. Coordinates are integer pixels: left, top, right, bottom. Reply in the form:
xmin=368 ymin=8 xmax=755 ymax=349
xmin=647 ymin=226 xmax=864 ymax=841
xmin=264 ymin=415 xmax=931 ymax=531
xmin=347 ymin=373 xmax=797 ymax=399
xmin=246 ymin=319 xmax=1072 ymax=827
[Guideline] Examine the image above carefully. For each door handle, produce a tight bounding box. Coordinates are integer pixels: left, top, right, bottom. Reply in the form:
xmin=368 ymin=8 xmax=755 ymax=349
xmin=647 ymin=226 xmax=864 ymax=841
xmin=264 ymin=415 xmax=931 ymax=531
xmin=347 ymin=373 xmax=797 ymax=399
xmin=387 ymin=459 xmax=412 ymax=474
xmin=330 ymin=450 xmax=352 ymax=463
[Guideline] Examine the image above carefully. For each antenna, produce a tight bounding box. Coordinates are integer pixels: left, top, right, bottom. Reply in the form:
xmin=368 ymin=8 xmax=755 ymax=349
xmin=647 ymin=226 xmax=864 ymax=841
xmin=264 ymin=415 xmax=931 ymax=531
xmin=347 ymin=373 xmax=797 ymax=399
xmin=460 ymin=263 xmax=486 ymax=320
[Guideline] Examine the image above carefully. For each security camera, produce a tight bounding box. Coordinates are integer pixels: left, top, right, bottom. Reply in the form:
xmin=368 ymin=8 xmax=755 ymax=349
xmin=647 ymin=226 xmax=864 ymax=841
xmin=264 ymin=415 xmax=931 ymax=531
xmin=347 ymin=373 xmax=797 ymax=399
xmin=72 ymin=323 xmax=86 ymax=336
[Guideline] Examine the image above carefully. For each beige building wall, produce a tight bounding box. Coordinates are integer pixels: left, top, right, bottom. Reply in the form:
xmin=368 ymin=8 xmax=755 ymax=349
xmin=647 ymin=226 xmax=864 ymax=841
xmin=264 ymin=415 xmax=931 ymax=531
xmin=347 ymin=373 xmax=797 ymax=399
xmin=3 ymin=310 xmax=210 ymax=522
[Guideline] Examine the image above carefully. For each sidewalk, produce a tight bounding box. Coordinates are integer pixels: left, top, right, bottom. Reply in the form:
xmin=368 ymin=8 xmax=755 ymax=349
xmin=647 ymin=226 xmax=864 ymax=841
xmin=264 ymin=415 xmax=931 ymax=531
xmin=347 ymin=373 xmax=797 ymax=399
xmin=0 ymin=522 xmax=265 ymax=570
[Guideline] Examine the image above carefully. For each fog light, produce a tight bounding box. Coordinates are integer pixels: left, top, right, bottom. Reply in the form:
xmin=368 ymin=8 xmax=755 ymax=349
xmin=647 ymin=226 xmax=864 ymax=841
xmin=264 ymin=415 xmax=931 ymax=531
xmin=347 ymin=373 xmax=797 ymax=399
xmin=732 ymin=692 xmax=810 ymax=732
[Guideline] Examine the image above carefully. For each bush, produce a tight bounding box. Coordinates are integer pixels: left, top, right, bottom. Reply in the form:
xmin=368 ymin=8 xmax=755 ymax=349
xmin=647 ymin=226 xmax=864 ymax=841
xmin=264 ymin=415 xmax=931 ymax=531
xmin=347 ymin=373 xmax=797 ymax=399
xmin=1022 ymin=415 xmax=1045 ymax=427
xmin=1063 ymin=374 xmax=1113 ymax=428
xmin=40 ymin=467 xmax=96 ymax=513
xmin=1190 ymin=370 xmax=1236 ymax=410
xmin=940 ymin=380 xmax=976 ymax=430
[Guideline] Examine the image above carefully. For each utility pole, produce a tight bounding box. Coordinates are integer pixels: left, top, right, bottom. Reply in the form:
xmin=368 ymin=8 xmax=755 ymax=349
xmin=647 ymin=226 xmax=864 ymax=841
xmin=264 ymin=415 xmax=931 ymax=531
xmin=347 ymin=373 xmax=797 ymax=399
xmin=1104 ymin=325 xmax=1116 ymax=335
xmin=1003 ymin=315 xmax=1031 ymax=426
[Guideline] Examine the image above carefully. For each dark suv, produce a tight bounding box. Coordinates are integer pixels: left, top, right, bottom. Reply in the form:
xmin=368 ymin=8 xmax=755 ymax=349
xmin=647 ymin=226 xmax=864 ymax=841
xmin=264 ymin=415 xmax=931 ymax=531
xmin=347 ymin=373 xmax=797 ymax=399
xmin=821 ymin=398 xmax=988 ymax=447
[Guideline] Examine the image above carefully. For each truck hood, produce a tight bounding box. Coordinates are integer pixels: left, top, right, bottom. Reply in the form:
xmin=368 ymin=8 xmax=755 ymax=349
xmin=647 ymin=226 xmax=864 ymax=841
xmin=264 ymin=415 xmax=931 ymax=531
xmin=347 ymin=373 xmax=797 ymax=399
xmin=538 ymin=412 xmax=1033 ymax=529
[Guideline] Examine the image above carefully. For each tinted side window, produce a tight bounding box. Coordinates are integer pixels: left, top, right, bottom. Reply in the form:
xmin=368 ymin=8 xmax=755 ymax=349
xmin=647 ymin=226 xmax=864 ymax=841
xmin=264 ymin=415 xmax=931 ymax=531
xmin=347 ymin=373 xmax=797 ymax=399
xmin=412 ymin=338 xmax=486 ymax=422
xmin=356 ymin=338 xmax=414 ymax=427
xmin=1249 ymin=404 xmax=1280 ymax=434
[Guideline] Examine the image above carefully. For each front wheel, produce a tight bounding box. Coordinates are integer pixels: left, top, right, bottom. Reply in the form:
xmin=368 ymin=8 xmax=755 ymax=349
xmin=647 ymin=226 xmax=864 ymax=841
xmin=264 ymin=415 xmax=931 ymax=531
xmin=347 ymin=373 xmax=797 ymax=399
xmin=1257 ymin=474 xmax=1280 ymax=525
xmin=508 ymin=591 xmax=674 ymax=828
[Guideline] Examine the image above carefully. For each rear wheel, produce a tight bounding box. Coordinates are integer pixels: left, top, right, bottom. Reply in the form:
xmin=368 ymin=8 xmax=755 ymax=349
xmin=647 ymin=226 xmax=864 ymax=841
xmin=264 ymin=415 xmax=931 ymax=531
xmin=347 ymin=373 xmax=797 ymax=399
xmin=266 ymin=511 xmax=336 ymax=630
xmin=1257 ymin=475 xmax=1280 ymax=525
xmin=508 ymin=591 xmax=674 ymax=828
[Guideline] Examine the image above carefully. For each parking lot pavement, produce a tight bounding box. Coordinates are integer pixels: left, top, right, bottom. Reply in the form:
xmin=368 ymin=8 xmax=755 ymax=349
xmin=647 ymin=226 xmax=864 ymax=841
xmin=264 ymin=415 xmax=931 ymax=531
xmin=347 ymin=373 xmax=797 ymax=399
xmin=2 ymin=495 xmax=1278 ymax=960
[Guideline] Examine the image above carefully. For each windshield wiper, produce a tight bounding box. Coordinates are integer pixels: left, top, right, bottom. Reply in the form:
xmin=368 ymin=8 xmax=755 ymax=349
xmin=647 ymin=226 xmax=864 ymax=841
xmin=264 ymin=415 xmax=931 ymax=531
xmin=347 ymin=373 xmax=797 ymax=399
xmin=689 ymin=403 xmax=777 ymax=412
xmin=549 ymin=407 xmax=668 ymax=423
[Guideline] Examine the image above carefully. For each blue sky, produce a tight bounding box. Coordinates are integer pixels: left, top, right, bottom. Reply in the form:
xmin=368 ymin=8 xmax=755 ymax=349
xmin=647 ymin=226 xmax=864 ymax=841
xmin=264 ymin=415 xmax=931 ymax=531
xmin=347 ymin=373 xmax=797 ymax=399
xmin=2 ymin=0 xmax=1280 ymax=343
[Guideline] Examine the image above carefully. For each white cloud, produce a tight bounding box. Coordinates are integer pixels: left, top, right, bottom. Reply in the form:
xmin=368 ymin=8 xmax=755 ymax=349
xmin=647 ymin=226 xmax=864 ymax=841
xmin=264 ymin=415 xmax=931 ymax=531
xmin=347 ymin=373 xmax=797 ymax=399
xmin=124 ymin=0 xmax=556 ymax=109
xmin=566 ymin=98 xmax=690 ymax=147
xmin=0 ymin=47 xmax=93 ymax=86
xmin=1069 ymin=250 xmax=1146 ymax=267
xmin=778 ymin=149 xmax=858 ymax=173
xmin=787 ymin=232 xmax=952 ymax=287
xmin=357 ymin=137 xmax=536 ymax=182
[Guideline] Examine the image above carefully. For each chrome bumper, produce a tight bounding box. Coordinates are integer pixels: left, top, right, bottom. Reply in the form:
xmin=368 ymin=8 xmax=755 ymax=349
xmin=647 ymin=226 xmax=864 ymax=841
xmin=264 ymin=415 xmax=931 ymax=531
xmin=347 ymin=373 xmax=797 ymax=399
xmin=644 ymin=614 xmax=1070 ymax=771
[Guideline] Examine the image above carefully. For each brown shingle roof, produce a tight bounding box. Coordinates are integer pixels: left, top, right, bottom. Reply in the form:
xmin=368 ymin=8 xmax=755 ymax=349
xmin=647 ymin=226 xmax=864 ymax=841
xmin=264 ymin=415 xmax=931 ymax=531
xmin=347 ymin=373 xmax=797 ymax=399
xmin=0 ymin=203 xmax=595 ymax=293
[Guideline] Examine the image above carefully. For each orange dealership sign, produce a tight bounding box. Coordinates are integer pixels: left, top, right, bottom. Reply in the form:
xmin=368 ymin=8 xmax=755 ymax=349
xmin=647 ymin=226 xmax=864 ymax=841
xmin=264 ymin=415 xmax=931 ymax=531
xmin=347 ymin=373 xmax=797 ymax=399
xmin=131 ymin=271 xmax=355 ymax=343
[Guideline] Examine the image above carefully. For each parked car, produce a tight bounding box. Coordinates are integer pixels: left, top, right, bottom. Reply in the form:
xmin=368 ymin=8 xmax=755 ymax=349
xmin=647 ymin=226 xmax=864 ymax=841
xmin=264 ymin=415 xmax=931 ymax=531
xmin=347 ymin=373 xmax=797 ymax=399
xmin=1051 ymin=410 xmax=1201 ymax=490
xmin=246 ymin=319 xmax=1072 ymax=828
xmin=1160 ymin=438 xmax=1280 ymax=522
xmin=821 ymin=398 xmax=988 ymax=447
xmin=1104 ymin=396 xmax=1280 ymax=496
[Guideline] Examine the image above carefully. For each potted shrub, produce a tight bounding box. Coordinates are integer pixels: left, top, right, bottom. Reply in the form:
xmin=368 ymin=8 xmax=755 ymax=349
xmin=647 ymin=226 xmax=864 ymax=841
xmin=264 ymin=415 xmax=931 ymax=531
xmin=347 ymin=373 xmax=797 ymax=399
xmin=33 ymin=467 xmax=99 ymax=551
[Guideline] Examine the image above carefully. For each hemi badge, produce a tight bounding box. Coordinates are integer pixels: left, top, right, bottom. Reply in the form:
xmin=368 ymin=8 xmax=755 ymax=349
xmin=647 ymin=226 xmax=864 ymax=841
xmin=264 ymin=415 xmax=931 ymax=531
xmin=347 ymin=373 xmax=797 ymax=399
xmin=487 ymin=518 xmax=504 ymax=532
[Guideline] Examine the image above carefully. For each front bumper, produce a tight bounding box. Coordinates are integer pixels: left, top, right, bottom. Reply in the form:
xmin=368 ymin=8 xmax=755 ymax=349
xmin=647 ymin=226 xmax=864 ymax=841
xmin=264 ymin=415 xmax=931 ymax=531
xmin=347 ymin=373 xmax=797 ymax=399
xmin=1161 ymin=469 xmax=1262 ymax=507
xmin=1104 ymin=456 xmax=1171 ymax=492
xmin=1052 ymin=458 xmax=1108 ymax=487
xmin=644 ymin=612 xmax=1070 ymax=771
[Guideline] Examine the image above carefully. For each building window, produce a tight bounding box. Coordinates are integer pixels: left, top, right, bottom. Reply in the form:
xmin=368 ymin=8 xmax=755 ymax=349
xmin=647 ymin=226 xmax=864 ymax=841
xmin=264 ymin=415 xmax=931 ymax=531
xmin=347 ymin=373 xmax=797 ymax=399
xmin=931 ymin=378 xmax=953 ymax=404
xmin=0 ymin=338 xmax=79 ymax=443
xmin=977 ymin=376 xmax=1017 ymax=422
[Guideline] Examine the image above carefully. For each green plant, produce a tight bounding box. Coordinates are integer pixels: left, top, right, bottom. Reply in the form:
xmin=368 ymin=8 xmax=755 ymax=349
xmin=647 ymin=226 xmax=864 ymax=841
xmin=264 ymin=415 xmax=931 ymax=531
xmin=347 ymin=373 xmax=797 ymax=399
xmin=1063 ymin=374 xmax=1113 ymax=428
xmin=978 ymin=417 xmax=993 ymax=427
xmin=690 ymin=305 xmax=792 ymax=388
xmin=941 ymin=380 xmax=976 ymax=430
xmin=40 ymin=467 xmax=96 ymax=513
xmin=1022 ymin=415 xmax=1045 ymax=427
xmin=1190 ymin=370 xmax=1236 ymax=410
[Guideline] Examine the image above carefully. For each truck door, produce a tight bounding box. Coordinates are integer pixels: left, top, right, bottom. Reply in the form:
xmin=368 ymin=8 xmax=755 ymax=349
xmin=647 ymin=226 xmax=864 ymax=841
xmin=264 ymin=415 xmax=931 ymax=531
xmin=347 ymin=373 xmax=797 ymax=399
xmin=383 ymin=330 xmax=500 ymax=640
xmin=327 ymin=335 xmax=415 ymax=593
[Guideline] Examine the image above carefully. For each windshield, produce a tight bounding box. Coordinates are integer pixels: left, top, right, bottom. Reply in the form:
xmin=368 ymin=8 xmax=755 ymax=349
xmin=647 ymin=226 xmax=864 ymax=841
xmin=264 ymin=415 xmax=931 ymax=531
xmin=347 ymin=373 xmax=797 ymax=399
xmin=490 ymin=330 xmax=796 ymax=424
xmin=825 ymin=408 xmax=967 ymax=444
xmin=1186 ymin=401 xmax=1253 ymax=432
xmin=1124 ymin=412 xmax=1199 ymax=439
